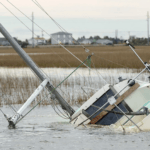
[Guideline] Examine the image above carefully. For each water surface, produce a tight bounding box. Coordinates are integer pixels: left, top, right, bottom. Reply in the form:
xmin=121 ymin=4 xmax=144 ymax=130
xmin=0 ymin=106 xmax=150 ymax=150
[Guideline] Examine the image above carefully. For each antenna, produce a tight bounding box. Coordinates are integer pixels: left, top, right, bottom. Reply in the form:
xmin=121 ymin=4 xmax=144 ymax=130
xmin=115 ymin=30 xmax=118 ymax=44
xmin=32 ymin=12 xmax=34 ymax=48
xmin=42 ymin=30 xmax=44 ymax=38
xmin=128 ymin=31 xmax=130 ymax=41
xmin=125 ymin=40 xmax=150 ymax=72
xmin=147 ymin=11 xmax=149 ymax=45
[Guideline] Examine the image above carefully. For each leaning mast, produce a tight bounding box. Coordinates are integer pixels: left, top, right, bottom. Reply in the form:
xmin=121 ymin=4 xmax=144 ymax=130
xmin=0 ymin=23 xmax=75 ymax=128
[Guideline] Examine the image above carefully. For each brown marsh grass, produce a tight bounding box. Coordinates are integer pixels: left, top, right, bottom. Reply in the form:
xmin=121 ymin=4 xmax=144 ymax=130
xmin=0 ymin=73 xmax=97 ymax=107
xmin=0 ymin=67 xmax=148 ymax=107
xmin=0 ymin=46 xmax=150 ymax=68
xmin=0 ymin=45 xmax=149 ymax=107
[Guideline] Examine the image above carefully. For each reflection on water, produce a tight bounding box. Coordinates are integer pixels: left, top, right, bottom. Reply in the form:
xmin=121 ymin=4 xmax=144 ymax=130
xmin=0 ymin=105 xmax=150 ymax=150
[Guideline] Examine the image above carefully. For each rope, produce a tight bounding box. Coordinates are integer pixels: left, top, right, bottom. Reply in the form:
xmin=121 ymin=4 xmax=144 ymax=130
xmin=51 ymin=99 xmax=70 ymax=119
xmin=42 ymin=87 xmax=70 ymax=119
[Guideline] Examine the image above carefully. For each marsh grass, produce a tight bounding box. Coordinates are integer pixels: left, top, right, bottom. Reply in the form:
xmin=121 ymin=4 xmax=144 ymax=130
xmin=0 ymin=66 xmax=149 ymax=110
xmin=0 ymin=45 xmax=149 ymax=108
xmin=0 ymin=46 xmax=150 ymax=68
xmin=0 ymin=72 xmax=100 ymax=107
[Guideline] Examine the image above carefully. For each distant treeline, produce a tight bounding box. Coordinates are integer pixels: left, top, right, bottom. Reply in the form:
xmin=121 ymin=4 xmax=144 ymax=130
xmin=77 ymin=35 xmax=149 ymax=46
xmin=129 ymin=37 xmax=148 ymax=46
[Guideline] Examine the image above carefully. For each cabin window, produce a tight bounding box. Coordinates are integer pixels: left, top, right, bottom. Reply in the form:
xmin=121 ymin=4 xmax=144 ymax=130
xmin=58 ymin=35 xmax=60 ymax=38
xmin=64 ymin=35 xmax=66 ymax=38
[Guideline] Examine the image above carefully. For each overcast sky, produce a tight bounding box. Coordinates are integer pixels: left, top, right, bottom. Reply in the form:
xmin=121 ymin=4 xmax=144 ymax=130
xmin=0 ymin=0 xmax=150 ymax=40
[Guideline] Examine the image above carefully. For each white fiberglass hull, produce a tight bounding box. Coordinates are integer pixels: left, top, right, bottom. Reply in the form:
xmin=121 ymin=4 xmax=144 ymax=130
xmin=71 ymin=79 xmax=150 ymax=132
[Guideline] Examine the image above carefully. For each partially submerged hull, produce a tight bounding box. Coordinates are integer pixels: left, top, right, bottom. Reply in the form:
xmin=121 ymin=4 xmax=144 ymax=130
xmin=1 ymin=23 xmax=150 ymax=132
xmin=71 ymin=79 xmax=150 ymax=132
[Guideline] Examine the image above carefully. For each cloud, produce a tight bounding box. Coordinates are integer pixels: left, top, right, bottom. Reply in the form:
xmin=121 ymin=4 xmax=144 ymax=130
xmin=0 ymin=0 xmax=150 ymax=19
xmin=0 ymin=0 xmax=149 ymax=40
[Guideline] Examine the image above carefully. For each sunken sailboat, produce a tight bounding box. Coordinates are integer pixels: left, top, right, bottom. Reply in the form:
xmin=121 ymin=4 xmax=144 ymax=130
xmin=0 ymin=23 xmax=150 ymax=132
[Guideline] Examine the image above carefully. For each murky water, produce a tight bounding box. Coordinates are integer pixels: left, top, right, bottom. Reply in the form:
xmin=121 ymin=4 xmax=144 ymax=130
xmin=0 ymin=67 xmax=150 ymax=149
xmin=0 ymin=105 xmax=150 ymax=150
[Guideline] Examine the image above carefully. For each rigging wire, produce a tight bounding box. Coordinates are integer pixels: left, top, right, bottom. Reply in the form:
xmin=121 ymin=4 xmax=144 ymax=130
xmin=1 ymin=1 xmax=74 ymax=104
xmin=43 ymin=87 xmax=69 ymax=119
xmin=51 ymin=99 xmax=70 ymax=119
xmin=5 ymin=0 xmax=128 ymax=85
xmin=0 ymin=2 xmax=133 ymax=131
xmin=0 ymin=107 xmax=8 ymax=120
xmin=90 ymin=59 xmax=111 ymax=111
xmin=31 ymin=0 xmax=130 ymax=71
xmin=0 ymin=89 xmax=17 ymax=114
xmin=50 ymin=50 xmax=99 ymax=105
xmin=2 ymin=1 xmax=132 ymax=123
xmin=31 ymin=0 xmax=130 ymax=72
xmin=6 ymin=0 xmax=51 ymax=38
xmin=91 ymin=59 xmax=109 ymax=85
xmin=30 ymin=0 xmax=125 ymax=88
xmin=50 ymin=49 xmax=93 ymax=107
xmin=0 ymin=2 xmax=38 ymax=37
xmin=0 ymin=2 xmax=70 ymax=120
xmin=94 ymin=55 xmax=129 ymax=69
xmin=31 ymin=0 xmax=87 ymax=50
xmin=32 ymin=0 xmax=67 ymax=33
xmin=113 ymin=111 xmax=126 ymax=134
xmin=41 ymin=56 xmax=93 ymax=118
xmin=3 ymin=0 xmax=89 ymax=69
xmin=6 ymin=0 xmax=130 ymax=71
xmin=16 ymin=91 xmax=51 ymax=124
xmin=16 ymin=56 xmax=91 ymax=124
xmin=43 ymin=87 xmax=70 ymax=119
xmin=6 ymin=1 xmax=120 ymax=85
xmin=16 ymin=88 xmax=70 ymax=125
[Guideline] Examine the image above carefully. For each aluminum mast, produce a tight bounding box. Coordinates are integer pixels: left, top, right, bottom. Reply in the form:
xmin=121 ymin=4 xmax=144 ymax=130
xmin=0 ymin=24 xmax=75 ymax=127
